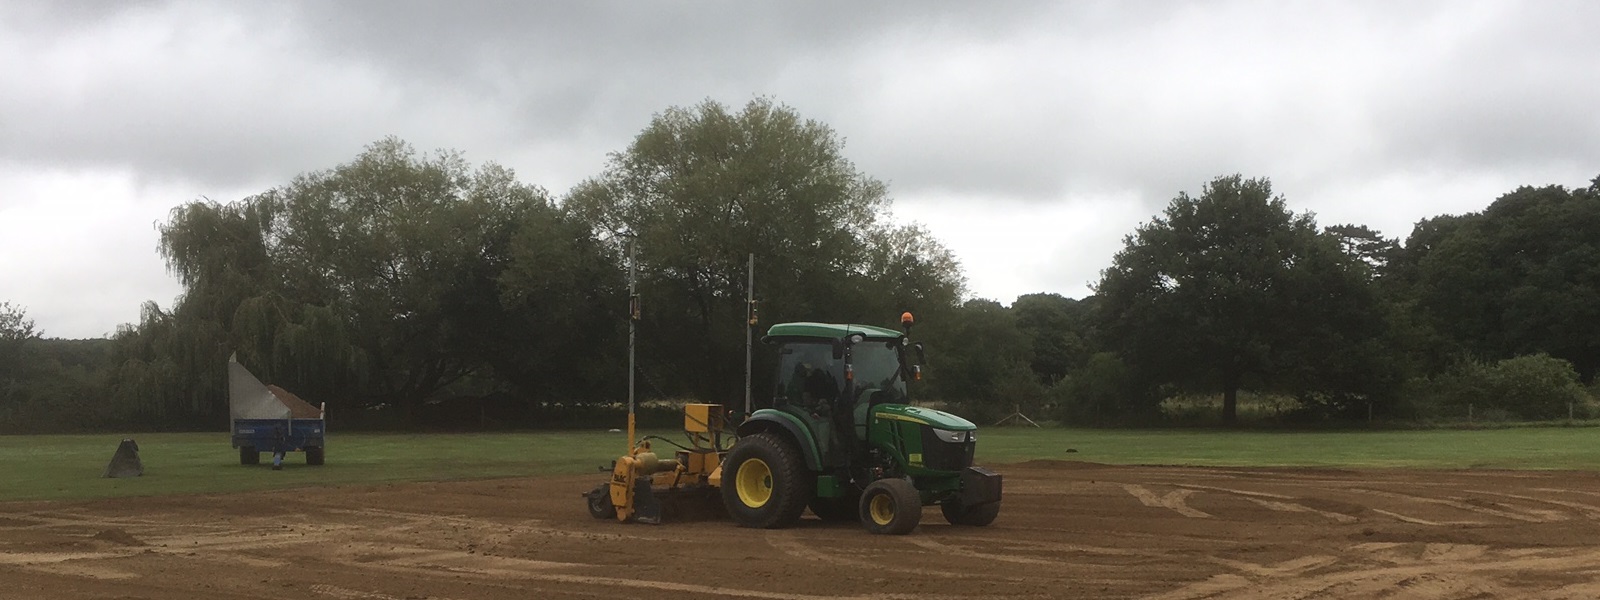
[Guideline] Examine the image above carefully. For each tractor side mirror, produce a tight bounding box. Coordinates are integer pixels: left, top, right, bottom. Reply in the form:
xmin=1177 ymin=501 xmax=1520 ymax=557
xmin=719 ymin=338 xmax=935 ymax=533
xmin=911 ymin=342 xmax=927 ymax=380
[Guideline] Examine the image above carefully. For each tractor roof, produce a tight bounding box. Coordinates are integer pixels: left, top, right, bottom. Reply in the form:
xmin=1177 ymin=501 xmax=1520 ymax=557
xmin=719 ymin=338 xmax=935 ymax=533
xmin=765 ymin=322 xmax=903 ymax=340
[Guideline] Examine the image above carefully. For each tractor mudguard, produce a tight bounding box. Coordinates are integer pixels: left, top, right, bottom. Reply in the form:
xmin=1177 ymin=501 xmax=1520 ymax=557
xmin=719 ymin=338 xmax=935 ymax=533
xmin=736 ymin=410 xmax=823 ymax=471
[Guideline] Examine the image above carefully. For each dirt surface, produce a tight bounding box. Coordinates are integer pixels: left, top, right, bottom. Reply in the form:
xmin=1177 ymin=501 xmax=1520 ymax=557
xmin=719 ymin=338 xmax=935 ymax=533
xmin=7 ymin=462 xmax=1600 ymax=599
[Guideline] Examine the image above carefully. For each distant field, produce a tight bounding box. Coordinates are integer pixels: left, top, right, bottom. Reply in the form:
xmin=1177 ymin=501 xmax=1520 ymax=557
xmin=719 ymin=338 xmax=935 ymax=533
xmin=5 ymin=426 xmax=1600 ymax=502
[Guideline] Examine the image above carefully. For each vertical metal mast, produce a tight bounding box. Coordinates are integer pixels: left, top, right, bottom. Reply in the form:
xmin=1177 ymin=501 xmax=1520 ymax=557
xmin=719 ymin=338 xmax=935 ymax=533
xmin=744 ymin=253 xmax=754 ymax=416
xmin=627 ymin=236 xmax=637 ymax=452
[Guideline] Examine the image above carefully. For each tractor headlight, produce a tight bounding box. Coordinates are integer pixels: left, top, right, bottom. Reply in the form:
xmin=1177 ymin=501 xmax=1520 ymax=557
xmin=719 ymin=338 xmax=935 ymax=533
xmin=932 ymin=428 xmax=972 ymax=443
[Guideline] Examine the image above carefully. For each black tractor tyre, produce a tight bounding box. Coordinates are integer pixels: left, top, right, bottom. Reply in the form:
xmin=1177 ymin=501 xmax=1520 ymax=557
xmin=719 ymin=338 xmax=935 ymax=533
xmin=720 ymin=432 xmax=813 ymax=529
xmin=941 ymin=500 xmax=1001 ymax=526
xmin=808 ymin=493 xmax=860 ymax=522
xmin=859 ymin=478 xmax=922 ymax=535
xmin=586 ymin=483 xmax=617 ymax=520
xmin=240 ymin=446 xmax=259 ymax=465
xmin=305 ymin=446 xmax=325 ymax=466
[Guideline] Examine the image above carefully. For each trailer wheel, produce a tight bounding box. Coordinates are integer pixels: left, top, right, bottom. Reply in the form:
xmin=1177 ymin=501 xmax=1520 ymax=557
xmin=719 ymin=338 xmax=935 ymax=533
xmin=859 ymin=478 xmax=921 ymax=535
xmin=941 ymin=500 xmax=1001 ymax=526
xmin=240 ymin=446 xmax=259 ymax=465
xmin=721 ymin=432 xmax=812 ymax=529
xmin=305 ymin=446 xmax=325 ymax=466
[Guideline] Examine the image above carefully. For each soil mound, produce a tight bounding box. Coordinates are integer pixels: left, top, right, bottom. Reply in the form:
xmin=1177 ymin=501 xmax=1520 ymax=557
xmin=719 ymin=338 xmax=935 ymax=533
xmin=267 ymin=385 xmax=323 ymax=419
xmin=92 ymin=528 xmax=146 ymax=546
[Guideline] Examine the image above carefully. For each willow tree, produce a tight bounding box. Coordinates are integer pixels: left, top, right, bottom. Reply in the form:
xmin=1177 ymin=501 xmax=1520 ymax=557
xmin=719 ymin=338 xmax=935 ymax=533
xmin=123 ymin=138 xmax=596 ymax=424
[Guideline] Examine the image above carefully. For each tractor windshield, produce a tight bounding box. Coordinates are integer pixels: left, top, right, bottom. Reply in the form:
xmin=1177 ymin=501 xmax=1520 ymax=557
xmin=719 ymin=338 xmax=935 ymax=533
xmin=772 ymin=339 xmax=908 ymax=410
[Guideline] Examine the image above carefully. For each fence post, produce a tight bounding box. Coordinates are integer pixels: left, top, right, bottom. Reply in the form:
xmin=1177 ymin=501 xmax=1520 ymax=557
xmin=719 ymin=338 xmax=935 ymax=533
xmin=1570 ymin=401 xmax=1575 ymax=421
xmin=1468 ymin=404 xmax=1474 ymax=423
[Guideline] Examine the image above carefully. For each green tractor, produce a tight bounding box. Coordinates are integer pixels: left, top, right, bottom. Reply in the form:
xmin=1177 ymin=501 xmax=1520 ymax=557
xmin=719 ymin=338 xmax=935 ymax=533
xmin=720 ymin=315 xmax=1003 ymax=534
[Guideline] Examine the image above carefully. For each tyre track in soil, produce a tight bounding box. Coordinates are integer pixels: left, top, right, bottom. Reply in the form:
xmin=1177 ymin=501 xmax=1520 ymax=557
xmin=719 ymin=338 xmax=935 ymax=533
xmin=7 ymin=463 xmax=1600 ymax=598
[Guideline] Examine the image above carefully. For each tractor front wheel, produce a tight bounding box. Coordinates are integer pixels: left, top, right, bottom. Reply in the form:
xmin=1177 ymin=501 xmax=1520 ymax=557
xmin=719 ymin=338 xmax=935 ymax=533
xmin=720 ymin=432 xmax=812 ymax=529
xmin=859 ymin=478 xmax=921 ymax=535
xmin=941 ymin=500 xmax=1001 ymax=526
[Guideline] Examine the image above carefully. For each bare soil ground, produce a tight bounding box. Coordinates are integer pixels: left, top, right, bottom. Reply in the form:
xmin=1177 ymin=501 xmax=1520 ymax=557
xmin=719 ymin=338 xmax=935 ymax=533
xmin=6 ymin=461 xmax=1600 ymax=599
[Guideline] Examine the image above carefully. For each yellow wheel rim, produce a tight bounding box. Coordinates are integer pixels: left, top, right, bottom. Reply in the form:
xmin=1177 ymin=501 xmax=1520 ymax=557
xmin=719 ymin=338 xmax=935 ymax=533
xmin=736 ymin=458 xmax=774 ymax=508
xmin=869 ymin=493 xmax=895 ymax=525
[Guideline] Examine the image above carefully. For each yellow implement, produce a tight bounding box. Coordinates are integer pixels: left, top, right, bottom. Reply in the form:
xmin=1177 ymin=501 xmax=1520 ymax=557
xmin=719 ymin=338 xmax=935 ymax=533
xmin=584 ymin=403 xmax=729 ymax=524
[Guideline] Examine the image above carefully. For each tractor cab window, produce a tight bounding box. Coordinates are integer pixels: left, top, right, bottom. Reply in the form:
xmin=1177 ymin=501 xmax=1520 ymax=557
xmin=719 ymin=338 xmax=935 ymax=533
xmin=775 ymin=343 xmax=842 ymax=411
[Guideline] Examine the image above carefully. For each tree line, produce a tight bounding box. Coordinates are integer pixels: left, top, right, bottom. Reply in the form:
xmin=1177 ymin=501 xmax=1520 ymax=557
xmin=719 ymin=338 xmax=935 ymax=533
xmin=2 ymin=98 xmax=1597 ymax=432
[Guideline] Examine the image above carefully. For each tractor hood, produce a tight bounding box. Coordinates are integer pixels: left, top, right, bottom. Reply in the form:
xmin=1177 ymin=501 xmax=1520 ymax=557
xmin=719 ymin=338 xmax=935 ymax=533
xmin=872 ymin=404 xmax=976 ymax=431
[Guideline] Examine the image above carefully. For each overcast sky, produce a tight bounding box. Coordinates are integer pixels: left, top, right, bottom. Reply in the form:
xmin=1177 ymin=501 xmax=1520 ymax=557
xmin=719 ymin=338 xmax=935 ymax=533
xmin=3 ymin=1 xmax=1598 ymax=339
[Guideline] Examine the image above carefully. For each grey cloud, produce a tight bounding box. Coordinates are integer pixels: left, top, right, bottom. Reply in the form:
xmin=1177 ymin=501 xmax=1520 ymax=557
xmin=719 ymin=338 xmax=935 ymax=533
xmin=9 ymin=0 xmax=1595 ymax=207
xmin=0 ymin=1 xmax=1057 ymax=194
xmin=5 ymin=0 xmax=1600 ymax=337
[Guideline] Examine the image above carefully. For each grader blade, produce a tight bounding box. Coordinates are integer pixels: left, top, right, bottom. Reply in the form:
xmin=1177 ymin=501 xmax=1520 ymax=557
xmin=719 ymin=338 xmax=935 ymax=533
xmin=653 ymin=486 xmax=725 ymax=522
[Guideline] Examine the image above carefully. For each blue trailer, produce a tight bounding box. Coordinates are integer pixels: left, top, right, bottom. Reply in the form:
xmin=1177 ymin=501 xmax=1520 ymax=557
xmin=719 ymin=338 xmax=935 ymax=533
xmin=229 ymin=356 xmax=326 ymax=470
xmin=232 ymin=417 xmax=325 ymax=469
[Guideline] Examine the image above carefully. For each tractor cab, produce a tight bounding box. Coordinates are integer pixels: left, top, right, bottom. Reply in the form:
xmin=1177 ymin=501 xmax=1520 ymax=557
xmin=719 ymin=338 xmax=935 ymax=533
xmin=767 ymin=323 xmax=910 ymax=451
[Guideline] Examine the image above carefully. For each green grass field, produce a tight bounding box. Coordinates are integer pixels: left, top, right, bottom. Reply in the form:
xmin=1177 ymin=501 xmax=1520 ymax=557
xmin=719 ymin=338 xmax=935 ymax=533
xmin=6 ymin=427 xmax=1600 ymax=502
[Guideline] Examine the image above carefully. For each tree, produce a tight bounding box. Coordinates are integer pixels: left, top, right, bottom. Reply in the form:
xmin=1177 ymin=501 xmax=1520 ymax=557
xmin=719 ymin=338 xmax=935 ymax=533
xmin=1095 ymin=175 xmax=1390 ymax=422
xmin=121 ymin=138 xmax=601 ymax=426
xmin=0 ymin=304 xmax=119 ymax=433
xmin=1324 ymin=224 xmax=1400 ymax=278
xmin=1410 ymin=178 xmax=1600 ymax=381
xmin=917 ymin=299 xmax=1035 ymax=423
xmin=491 ymin=202 xmax=626 ymax=404
xmin=0 ymin=302 xmax=39 ymax=407
xmin=569 ymin=98 xmax=965 ymax=404
xmin=0 ymin=301 xmax=38 ymax=342
xmin=1011 ymin=293 xmax=1096 ymax=385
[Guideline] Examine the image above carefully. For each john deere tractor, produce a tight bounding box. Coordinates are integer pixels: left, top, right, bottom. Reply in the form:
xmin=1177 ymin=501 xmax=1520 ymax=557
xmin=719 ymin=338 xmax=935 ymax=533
xmin=721 ymin=315 xmax=1002 ymax=534
xmin=584 ymin=314 xmax=1002 ymax=534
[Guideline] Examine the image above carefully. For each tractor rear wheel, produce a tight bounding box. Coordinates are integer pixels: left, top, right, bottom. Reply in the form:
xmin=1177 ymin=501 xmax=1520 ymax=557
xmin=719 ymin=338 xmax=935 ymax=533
xmin=859 ymin=478 xmax=921 ymax=535
xmin=586 ymin=483 xmax=617 ymax=520
xmin=240 ymin=446 xmax=259 ymax=465
xmin=720 ymin=432 xmax=812 ymax=529
xmin=941 ymin=500 xmax=1001 ymax=526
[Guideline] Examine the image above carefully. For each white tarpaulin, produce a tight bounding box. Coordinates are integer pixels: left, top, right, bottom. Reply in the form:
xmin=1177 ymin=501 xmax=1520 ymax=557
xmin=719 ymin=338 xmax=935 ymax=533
xmin=229 ymin=356 xmax=290 ymax=420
